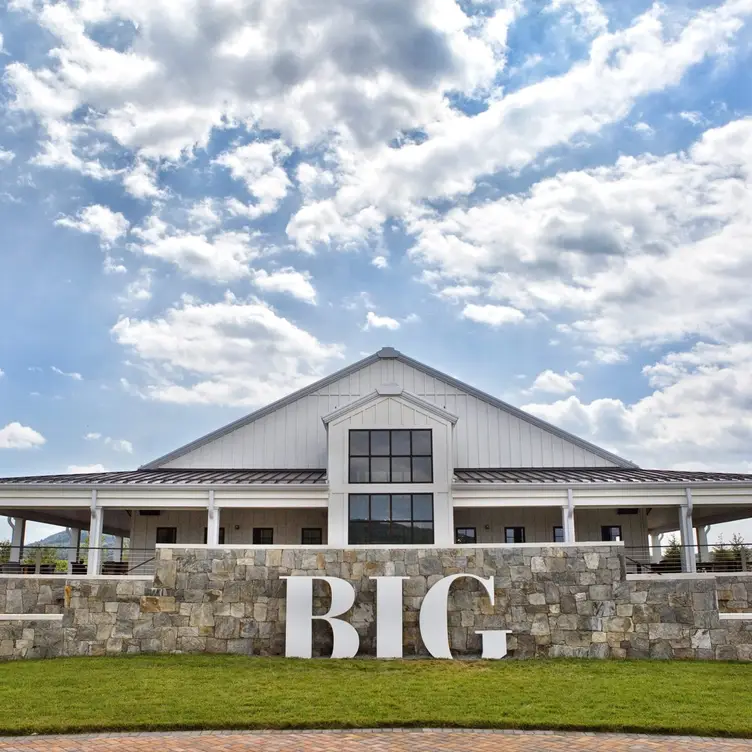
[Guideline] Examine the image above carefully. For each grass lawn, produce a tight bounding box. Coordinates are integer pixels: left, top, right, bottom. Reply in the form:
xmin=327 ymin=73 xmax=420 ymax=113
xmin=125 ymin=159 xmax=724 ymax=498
xmin=0 ymin=656 xmax=751 ymax=737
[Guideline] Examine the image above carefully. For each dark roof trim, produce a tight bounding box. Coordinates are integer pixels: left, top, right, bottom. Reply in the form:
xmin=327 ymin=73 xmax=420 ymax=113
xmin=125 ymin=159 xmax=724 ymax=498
xmin=142 ymin=347 xmax=636 ymax=470
xmin=453 ymin=467 xmax=752 ymax=484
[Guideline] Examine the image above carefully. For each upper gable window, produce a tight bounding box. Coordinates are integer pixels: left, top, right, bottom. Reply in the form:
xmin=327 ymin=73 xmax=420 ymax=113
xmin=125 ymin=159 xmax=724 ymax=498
xmin=349 ymin=429 xmax=432 ymax=484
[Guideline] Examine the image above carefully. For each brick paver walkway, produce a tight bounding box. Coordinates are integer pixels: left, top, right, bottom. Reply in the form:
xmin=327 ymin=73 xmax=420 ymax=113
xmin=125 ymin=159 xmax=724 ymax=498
xmin=0 ymin=730 xmax=751 ymax=751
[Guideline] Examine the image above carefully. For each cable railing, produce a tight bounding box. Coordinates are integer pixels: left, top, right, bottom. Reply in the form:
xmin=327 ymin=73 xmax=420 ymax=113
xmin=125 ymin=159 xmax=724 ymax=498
xmin=625 ymin=543 xmax=752 ymax=575
xmin=0 ymin=546 xmax=156 ymax=576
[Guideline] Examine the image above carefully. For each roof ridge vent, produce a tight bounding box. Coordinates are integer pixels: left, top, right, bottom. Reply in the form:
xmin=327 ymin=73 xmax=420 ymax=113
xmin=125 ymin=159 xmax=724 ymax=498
xmin=376 ymin=346 xmax=400 ymax=358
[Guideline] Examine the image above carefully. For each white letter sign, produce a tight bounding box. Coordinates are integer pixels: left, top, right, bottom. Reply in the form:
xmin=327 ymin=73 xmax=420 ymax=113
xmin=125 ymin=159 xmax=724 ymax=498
xmin=370 ymin=576 xmax=409 ymax=658
xmin=282 ymin=576 xmax=359 ymax=658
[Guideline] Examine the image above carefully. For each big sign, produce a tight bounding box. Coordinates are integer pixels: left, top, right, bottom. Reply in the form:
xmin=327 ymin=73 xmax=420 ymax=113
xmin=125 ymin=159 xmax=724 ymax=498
xmin=281 ymin=574 xmax=511 ymax=659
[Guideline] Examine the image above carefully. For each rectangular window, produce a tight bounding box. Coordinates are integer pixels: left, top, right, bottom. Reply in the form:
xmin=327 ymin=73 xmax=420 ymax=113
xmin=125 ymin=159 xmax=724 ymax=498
xmin=553 ymin=526 xmax=565 ymax=543
xmin=203 ymin=528 xmax=226 ymax=545
xmin=348 ymin=429 xmax=432 ymax=484
xmin=253 ymin=528 xmax=274 ymax=545
xmin=601 ymin=525 xmax=623 ymax=542
xmin=455 ymin=527 xmax=477 ymax=544
xmin=156 ymin=527 xmax=177 ymax=545
xmin=505 ymin=526 xmax=525 ymax=544
xmin=301 ymin=528 xmax=323 ymax=545
xmin=348 ymin=494 xmax=434 ymax=544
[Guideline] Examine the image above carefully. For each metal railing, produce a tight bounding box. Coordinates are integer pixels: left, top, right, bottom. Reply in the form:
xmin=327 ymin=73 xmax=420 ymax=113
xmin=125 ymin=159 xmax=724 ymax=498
xmin=625 ymin=543 xmax=752 ymax=575
xmin=0 ymin=546 xmax=156 ymax=576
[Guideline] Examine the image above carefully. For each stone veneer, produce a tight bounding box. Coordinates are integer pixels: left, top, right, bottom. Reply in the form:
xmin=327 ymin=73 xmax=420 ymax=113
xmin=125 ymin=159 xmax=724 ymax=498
xmin=1 ymin=545 xmax=751 ymax=661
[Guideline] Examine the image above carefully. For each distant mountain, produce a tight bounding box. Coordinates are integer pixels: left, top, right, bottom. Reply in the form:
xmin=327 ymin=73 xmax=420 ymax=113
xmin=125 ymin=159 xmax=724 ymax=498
xmin=29 ymin=531 xmax=121 ymax=548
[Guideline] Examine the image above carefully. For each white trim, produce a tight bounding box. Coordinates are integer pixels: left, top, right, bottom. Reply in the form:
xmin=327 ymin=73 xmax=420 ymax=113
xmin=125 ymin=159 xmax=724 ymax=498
xmin=0 ymin=614 xmax=63 ymax=621
xmin=626 ymin=573 xmax=718 ymax=581
xmin=0 ymin=575 xmax=153 ymax=580
xmin=719 ymin=612 xmax=752 ymax=620
xmin=322 ymin=389 xmax=459 ymax=426
xmin=158 ymin=541 xmax=623 ymax=550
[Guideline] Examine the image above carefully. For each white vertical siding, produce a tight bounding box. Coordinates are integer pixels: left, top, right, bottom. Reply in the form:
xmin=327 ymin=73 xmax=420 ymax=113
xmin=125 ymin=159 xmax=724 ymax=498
xmin=160 ymin=359 xmax=620 ymax=470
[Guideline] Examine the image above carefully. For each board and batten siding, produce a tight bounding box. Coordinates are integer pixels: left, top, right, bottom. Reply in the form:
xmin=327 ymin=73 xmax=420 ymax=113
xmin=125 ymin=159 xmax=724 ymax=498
xmin=159 ymin=359 xmax=618 ymax=470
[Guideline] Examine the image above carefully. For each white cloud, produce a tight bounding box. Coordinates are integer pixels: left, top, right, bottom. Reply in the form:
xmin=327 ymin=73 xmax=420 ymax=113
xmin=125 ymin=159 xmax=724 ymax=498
xmin=56 ymin=204 xmax=129 ymax=247
xmin=67 ymin=464 xmax=107 ymax=474
xmin=251 ymin=268 xmax=317 ymax=305
xmin=111 ymin=292 xmax=343 ymax=406
xmin=119 ymin=269 xmax=153 ymax=306
xmin=51 ymin=366 xmax=83 ymax=380
xmin=0 ymin=422 xmax=46 ymax=449
xmin=104 ymin=437 xmax=134 ymax=453
xmin=438 ymin=285 xmax=482 ymax=300
xmin=132 ymin=217 xmax=260 ymax=281
xmin=0 ymin=149 xmax=14 ymax=165
xmin=679 ymin=110 xmax=706 ymax=125
xmin=372 ymin=256 xmax=389 ymax=269
xmin=84 ymin=432 xmax=101 ymax=440
xmin=547 ymin=0 xmax=609 ymax=35
xmin=364 ymin=311 xmax=401 ymax=330
xmin=633 ymin=121 xmax=654 ymax=136
xmin=593 ymin=347 xmax=628 ymax=365
xmin=216 ymin=140 xmax=291 ymax=219
xmin=123 ymin=160 xmax=166 ymax=200
xmin=528 ymin=369 xmax=583 ymax=394
xmin=461 ymin=303 xmax=524 ymax=327
xmin=523 ymin=341 xmax=752 ymax=470
xmin=0 ymin=368 xmax=4 ymax=377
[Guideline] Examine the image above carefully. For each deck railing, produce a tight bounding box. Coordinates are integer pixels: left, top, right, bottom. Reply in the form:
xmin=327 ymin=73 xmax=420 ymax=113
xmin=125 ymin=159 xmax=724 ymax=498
xmin=625 ymin=543 xmax=752 ymax=575
xmin=0 ymin=546 xmax=156 ymax=576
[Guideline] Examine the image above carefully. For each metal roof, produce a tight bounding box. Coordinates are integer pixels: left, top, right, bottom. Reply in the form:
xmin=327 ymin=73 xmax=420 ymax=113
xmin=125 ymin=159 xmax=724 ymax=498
xmin=453 ymin=468 xmax=752 ymax=484
xmin=142 ymin=347 xmax=636 ymax=470
xmin=0 ymin=469 xmax=327 ymax=486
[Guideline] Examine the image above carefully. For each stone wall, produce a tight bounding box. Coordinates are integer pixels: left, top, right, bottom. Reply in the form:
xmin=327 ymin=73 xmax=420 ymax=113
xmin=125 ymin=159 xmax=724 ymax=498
xmin=716 ymin=576 xmax=752 ymax=613
xmin=1 ymin=546 xmax=751 ymax=661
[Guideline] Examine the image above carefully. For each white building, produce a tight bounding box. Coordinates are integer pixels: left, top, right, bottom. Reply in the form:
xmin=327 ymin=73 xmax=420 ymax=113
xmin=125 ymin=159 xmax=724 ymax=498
xmin=2 ymin=347 xmax=751 ymax=575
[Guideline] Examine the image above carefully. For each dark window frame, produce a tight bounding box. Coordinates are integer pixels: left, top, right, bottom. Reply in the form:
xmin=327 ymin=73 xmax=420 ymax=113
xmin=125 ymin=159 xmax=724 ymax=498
xmin=301 ymin=528 xmax=323 ymax=545
xmin=348 ymin=493 xmax=434 ymax=544
xmin=253 ymin=528 xmax=274 ymax=545
xmin=348 ymin=429 xmax=433 ymax=484
xmin=505 ymin=526 xmax=526 ymax=544
xmin=156 ymin=527 xmax=177 ymax=545
xmin=203 ymin=527 xmax=226 ymax=545
xmin=553 ymin=526 xmax=565 ymax=543
xmin=455 ymin=527 xmax=477 ymax=544
xmin=601 ymin=525 xmax=623 ymax=542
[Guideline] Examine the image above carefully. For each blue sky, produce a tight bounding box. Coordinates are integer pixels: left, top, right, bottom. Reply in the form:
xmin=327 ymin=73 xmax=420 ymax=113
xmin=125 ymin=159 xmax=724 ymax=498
xmin=1 ymin=0 xmax=752 ymax=543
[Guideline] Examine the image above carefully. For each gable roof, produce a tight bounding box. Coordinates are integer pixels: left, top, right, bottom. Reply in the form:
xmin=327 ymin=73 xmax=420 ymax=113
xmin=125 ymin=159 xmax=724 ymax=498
xmin=142 ymin=347 xmax=637 ymax=469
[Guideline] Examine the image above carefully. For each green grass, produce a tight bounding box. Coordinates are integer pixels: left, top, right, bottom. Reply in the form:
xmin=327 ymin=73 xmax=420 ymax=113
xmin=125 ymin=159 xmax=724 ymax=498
xmin=1 ymin=656 xmax=751 ymax=737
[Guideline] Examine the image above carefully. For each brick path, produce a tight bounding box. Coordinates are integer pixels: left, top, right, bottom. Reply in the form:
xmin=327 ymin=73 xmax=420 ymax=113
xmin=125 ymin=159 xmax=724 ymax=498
xmin=1 ymin=730 xmax=751 ymax=751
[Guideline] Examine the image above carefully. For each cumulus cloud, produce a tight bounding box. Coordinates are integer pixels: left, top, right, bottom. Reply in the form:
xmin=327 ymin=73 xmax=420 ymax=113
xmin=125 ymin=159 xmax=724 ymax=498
xmin=104 ymin=437 xmax=133 ymax=453
xmin=56 ymin=205 xmax=129 ymax=247
xmin=84 ymin=432 xmax=101 ymax=440
xmin=0 ymin=422 xmax=46 ymax=449
xmin=0 ymin=149 xmax=14 ymax=165
xmin=51 ymin=366 xmax=83 ymax=380
xmin=364 ymin=311 xmax=401 ymax=330
xmin=119 ymin=269 xmax=153 ymax=306
xmin=67 ymin=464 xmax=107 ymax=474
xmin=372 ymin=256 xmax=389 ymax=269
xmin=111 ymin=292 xmax=343 ymax=406
xmin=528 ymin=369 xmax=583 ymax=394
xmin=461 ymin=303 xmax=524 ymax=327
xmin=251 ymin=268 xmax=317 ymax=304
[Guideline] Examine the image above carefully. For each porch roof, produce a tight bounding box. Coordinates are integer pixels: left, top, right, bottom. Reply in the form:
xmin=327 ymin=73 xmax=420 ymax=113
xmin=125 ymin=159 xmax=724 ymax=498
xmin=452 ymin=468 xmax=752 ymax=485
xmin=0 ymin=468 xmax=328 ymax=486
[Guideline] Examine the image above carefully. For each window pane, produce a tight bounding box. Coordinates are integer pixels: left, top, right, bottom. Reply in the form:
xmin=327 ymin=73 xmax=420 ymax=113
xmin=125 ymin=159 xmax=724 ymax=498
xmin=371 ymin=494 xmax=390 ymax=520
xmin=390 ymin=521 xmax=412 ymax=544
xmin=349 ymin=430 xmax=370 ymax=456
xmin=412 ymin=494 xmax=433 ymax=521
xmin=302 ymin=528 xmax=323 ymax=545
xmin=349 ymin=457 xmax=370 ymax=483
xmin=413 ymin=521 xmax=434 ymax=544
xmin=391 ymin=494 xmax=411 ymax=520
xmin=391 ymin=430 xmax=411 ymax=455
xmin=456 ymin=528 xmax=476 ymax=544
xmin=349 ymin=495 xmax=369 ymax=520
xmin=602 ymin=526 xmax=622 ymax=542
xmin=156 ymin=527 xmax=177 ymax=544
xmin=349 ymin=522 xmax=369 ymax=544
xmin=411 ymin=430 xmax=432 ymax=455
xmin=391 ymin=456 xmax=411 ymax=482
xmin=371 ymin=457 xmax=391 ymax=483
xmin=253 ymin=528 xmax=273 ymax=545
xmin=370 ymin=430 xmax=390 ymax=455
xmin=411 ymin=456 xmax=432 ymax=483
xmin=368 ymin=521 xmax=390 ymax=542
xmin=505 ymin=527 xmax=525 ymax=544
xmin=553 ymin=526 xmax=565 ymax=543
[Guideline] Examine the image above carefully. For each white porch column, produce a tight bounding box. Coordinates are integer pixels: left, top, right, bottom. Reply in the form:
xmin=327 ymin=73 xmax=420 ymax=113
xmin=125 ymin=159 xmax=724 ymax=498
xmin=206 ymin=489 xmax=220 ymax=546
xmin=696 ymin=525 xmax=710 ymax=564
xmin=67 ymin=528 xmax=80 ymax=574
xmin=650 ymin=533 xmax=663 ymax=564
xmin=8 ymin=517 xmax=25 ymax=563
xmin=563 ymin=489 xmax=576 ymax=543
xmin=87 ymin=490 xmax=103 ymax=575
xmin=433 ymin=492 xmax=454 ymax=547
xmin=679 ymin=489 xmax=696 ymax=574
xmin=327 ymin=494 xmax=347 ymax=547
